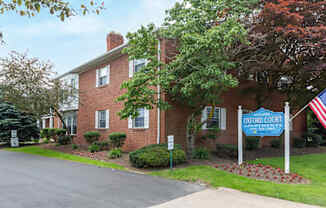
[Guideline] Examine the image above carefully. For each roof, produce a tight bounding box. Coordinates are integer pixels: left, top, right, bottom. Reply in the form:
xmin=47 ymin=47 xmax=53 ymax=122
xmin=56 ymin=43 xmax=128 ymax=79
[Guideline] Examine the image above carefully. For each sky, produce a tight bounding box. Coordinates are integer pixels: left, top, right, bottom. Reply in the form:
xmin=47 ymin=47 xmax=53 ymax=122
xmin=0 ymin=0 xmax=180 ymax=75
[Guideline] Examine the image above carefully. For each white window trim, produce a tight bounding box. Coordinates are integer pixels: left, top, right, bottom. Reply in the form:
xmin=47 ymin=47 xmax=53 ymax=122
xmin=95 ymin=110 xmax=110 ymax=129
xmin=128 ymin=108 xmax=149 ymax=129
xmin=201 ymin=106 xmax=227 ymax=130
xmin=129 ymin=59 xmax=148 ymax=78
xmin=96 ymin=65 xmax=110 ymax=87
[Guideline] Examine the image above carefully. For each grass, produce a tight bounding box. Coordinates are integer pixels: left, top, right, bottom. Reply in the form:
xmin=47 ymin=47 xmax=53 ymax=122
xmin=4 ymin=146 xmax=126 ymax=171
xmin=150 ymin=154 xmax=326 ymax=207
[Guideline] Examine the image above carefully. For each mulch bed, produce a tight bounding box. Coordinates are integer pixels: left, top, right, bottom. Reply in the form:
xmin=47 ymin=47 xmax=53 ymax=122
xmin=214 ymin=162 xmax=309 ymax=184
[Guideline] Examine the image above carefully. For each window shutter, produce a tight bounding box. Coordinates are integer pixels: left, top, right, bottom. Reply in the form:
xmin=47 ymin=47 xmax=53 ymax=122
xmin=128 ymin=116 xmax=133 ymax=129
xmin=107 ymin=65 xmax=110 ymax=84
xmin=220 ymin=108 xmax=227 ymax=130
xmin=129 ymin=60 xmax=134 ymax=78
xmin=57 ymin=119 xmax=60 ymax=128
xmin=37 ymin=120 xmax=40 ymax=128
xmin=95 ymin=111 xmax=98 ymax=129
xmin=106 ymin=110 xmax=110 ymax=129
xmin=50 ymin=117 xmax=54 ymax=128
xmin=201 ymin=107 xmax=208 ymax=130
xmin=96 ymin=69 xmax=99 ymax=87
xmin=144 ymin=109 xmax=149 ymax=129
xmin=42 ymin=119 xmax=46 ymax=129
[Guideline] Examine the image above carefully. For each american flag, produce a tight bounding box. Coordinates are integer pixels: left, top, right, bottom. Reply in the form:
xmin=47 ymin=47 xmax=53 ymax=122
xmin=309 ymin=89 xmax=326 ymax=129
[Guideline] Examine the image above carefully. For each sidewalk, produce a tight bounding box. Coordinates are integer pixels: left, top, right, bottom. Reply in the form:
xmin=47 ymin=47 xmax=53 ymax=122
xmin=151 ymin=188 xmax=321 ymax=208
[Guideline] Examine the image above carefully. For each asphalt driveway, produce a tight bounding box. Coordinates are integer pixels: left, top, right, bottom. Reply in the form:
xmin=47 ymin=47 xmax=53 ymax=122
xmin=0 ymin=150 xmax=204 ymax=208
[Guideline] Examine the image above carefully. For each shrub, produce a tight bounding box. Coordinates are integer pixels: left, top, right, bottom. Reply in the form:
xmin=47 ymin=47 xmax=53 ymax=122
xmin=216 ymin=144 xmax=238 ymax=158
xmin=43 ymin=138 xmax=49 ymax=144
xmin=32 ymin=138 xmax=40 ymax=144
xmin=40 ymin=128 xmax=51 ymax=139
xmin=108 ymin=148 xmax=122 ymax=159
xmin=88 ymin=143 xmax=100 ymax=153
xmin=72 ymin=144 xmax=78 ymax=150
xmin=192 ymin=147 xmax=209 ymax=160
xmin=303 ymin=132 xmax=322 ymax=147
xmin=55 ymin=128 xmax=67 ymax=137
xmin=57 ymin=135 xmax=72 ymax=145
xmin=293 ymin=137 xmax=305 ymax=148
xmin=109 ymin=132 xmax=127 ymax=148
xmin=93 ymin=141 xmax=110 ymax=151
xmin=245 ymin=137 xmax=260 ymax=150
xmin=84 ymin=131 xmax=100 ymax=144
xmin=270 ymin=139 xmax=281 ymax=148
xmin=129 ymin=144 xmax=186 ymax=168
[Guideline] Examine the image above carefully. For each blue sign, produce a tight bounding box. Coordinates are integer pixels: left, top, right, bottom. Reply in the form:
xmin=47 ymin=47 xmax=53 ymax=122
xmin=242 ymin=108 xmax=284 ymax=137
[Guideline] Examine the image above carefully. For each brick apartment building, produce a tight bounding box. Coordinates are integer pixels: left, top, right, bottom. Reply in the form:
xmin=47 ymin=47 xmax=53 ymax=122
xmin=43 ymin=32 xmax=307 ymax=151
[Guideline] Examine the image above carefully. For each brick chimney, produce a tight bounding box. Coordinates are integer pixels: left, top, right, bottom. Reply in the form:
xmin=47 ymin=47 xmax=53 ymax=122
xmin=106 ymin=32 xmax=124 ymax=51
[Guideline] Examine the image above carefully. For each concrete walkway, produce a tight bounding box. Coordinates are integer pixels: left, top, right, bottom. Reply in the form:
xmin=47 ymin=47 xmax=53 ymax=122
xmin=151 ymin=188 xmax=321 ymax=208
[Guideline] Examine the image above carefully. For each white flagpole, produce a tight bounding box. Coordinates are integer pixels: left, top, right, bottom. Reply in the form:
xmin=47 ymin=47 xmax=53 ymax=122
xmin=285 ymin=102 xmax=290 ymax=174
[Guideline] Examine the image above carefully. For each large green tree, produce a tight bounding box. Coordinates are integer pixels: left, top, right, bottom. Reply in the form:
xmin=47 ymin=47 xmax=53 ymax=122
xmin=0 ymin=102 xmax=39 ymax=144
xmin=0 ymin=51 xmax=77 ymax=130
xmin=117 ymin=0 xmax=257 ymax=156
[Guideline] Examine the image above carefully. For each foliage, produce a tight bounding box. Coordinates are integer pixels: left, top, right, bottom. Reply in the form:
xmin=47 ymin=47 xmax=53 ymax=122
xmin=71 ymin=143 xmax=78 ymax=150
xmin=88 ymin=143 xmax=100 ymax=153
xmin=108 ymin=148 xmax=122 ymax=159
xmin=55 ymin=128 xmax=67 ymax=136
xmin=108 ymin=132 xmax=126 ymax=148
xmin=83 ymin=131 xmax=100 ymax=144
xmin=235 ymin=0 xmax=326 ymax=107
xmin=43 ymin=138 xmax=49 ymax=144
xmin=93 ymin=141 xmax=110 ymax=151
xmin=192 ymin=147 xmax=209 ymax=160
xmin=0 ymin=0 xmax=104 ymax=21
xmin=151 ymin=153 xmax=326 ymax=207
xmin=216 ymin=143 xmax=238 ymax=158
xmin=6 ymin=146 xmax=125 ymax=170
xmin=0 ymin=102 xmax=39 ymax=143
xmin=303 ymin=132 xmax=323 ymax=147
xmin=117 ymin=0 xmax=257 ymax=156
xmin=0 ymin=51 xmax=78 ymax=129
xmin=129 ymin=144 xmax=186 ymax=168
xmin=293 ymin=137 xmax=305 ymax=148
xmin=270 ymin=139 xmax=281 ymax=149
xmin=57 ymin=135 xmax=72 ymax=145
xmin=245 ymin=137 xmax=260 ymax=150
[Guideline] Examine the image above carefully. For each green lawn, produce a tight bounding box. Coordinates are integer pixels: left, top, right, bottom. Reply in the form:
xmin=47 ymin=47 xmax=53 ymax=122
xmin=4 ymin=146 xmax=126 ymax=171
xmin=150 ymin=154 xmax=326 ymax=207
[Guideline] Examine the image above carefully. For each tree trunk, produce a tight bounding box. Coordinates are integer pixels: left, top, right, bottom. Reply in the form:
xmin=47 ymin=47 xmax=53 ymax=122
xmin=52 ymin=107 xmax=68 ymax=132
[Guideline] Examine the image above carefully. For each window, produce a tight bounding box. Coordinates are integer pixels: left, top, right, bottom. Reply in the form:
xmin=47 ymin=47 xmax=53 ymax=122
xmin=206 ymin=107 xmax=220 ymax=129
xmin=96 ymin=66 xmax=109 ymax=87
xmin=63 ymin=112 xmax=77 ymax=135
xmin=99 ymin=110 xmax=106 ymax=129
xmin=128 ymin=108 xmax=149 ymax=129
xmin=134 ymin=108 xmax=145 ymax=128
xmin=202 ymin=106 xmax=227 ymax=130
xmin=129 ymin=59 xmax=147 ymax=77
xmin=95 ymin=110 xmax=109 ymax=129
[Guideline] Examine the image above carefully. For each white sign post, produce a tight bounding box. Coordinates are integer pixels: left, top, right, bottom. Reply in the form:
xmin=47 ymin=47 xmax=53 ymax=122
xmin=284 ymin=102 xmax=290 ymax=174
xmin=10 ymin=130 xmax=19 ymax=148
xmin=168 ymin=135 xmax=174 ymax=170
xmin=238 ymin=106 xmax=243 ymax=165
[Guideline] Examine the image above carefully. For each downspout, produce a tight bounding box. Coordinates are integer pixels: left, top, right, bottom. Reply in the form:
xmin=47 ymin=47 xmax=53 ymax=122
xmin=157 ymin=38 xmax=161 ymax=144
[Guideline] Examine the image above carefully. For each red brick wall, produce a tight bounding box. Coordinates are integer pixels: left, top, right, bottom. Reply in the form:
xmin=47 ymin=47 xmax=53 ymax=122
xmin=76 ymin=54 xmax=164 ymax=151
xmin=165 ymin=83 xmax=307 ymax=150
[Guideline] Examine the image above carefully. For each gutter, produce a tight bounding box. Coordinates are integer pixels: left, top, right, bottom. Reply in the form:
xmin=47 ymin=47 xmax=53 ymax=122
xmin=157 ymin=39 xmax=161 ymax=144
